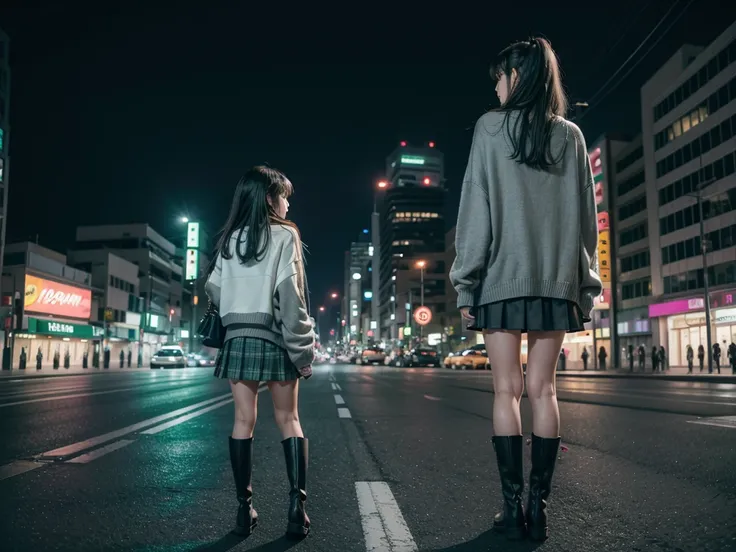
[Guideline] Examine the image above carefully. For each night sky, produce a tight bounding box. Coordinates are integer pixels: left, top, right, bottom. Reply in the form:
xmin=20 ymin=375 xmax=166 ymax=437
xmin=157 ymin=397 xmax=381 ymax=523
xmin=0 ymin=1 xmax=728 ymax=304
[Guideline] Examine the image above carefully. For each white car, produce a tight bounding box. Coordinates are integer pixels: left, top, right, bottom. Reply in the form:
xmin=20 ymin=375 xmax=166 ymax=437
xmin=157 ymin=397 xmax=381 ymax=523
xmin=151 ymin=346 xmax=186 ymax=369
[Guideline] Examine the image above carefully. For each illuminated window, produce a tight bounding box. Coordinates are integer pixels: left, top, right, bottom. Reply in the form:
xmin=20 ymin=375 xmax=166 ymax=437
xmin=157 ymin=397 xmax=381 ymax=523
xmin=681 ymin=115 xmax=691 ymax=133
xmin=673 ymin=119 xmax=682 ymax=137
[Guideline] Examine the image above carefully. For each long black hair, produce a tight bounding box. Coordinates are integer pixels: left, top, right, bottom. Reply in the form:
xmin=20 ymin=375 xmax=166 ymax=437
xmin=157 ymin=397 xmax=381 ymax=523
xmin=208 ymin=165 xmax=296 ymax=274
xmin=490 ymin=37 xmax=568 ymax=171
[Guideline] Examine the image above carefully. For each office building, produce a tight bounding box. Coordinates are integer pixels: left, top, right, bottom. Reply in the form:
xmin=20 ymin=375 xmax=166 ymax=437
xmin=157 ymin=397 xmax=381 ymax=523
xmin=641 ymin=22 xmax=736 ymax=367
xmin=73 ymin=224 xmax=186 ymax=362
xmin=0 ymin=28 xmax=10 ymax=323
xmin=609 ymin=135 xmax=655 ymax=356
xmin=68 ymin=249 xmax=143 ymax=364
xmin=343 ymin=231 xmax=372 ymax=345
xmin=377 ymin=141 xmax=447 ymax=339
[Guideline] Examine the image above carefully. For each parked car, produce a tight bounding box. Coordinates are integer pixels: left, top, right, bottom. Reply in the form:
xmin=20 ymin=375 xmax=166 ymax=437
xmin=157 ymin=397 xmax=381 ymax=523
xmin=408 ymin=347 xmax=441 ymax=367
xmin=151 ymin=346 xmax=186 ymax=369
xmin=187 ymin=351 xmax=216 ymax=367
xmin=356 ymin=348 xmax=386 ymax=365
xmin=444 ymin=347 xmax=490 ymax=370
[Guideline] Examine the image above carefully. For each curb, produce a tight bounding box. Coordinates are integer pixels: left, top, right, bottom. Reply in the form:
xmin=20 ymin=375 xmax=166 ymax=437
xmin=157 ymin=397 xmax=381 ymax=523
xmin=555 ymin=371 xmax=736 ymax=383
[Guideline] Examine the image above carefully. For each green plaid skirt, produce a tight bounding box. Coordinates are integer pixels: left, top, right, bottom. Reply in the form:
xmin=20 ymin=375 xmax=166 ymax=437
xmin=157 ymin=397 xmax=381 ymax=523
xmin=214 ymin=337 xmax=300 ymax=382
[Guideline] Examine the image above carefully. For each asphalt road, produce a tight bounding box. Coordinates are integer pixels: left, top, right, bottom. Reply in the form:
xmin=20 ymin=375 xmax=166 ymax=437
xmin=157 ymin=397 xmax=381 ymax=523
xmin=1 ymin=365 xmax=735 ymax=551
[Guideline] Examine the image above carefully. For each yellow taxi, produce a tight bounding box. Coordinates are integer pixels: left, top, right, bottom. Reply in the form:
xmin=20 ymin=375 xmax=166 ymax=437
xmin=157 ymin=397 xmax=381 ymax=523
xmin=444 ymin=345 xmax=490 ymax=370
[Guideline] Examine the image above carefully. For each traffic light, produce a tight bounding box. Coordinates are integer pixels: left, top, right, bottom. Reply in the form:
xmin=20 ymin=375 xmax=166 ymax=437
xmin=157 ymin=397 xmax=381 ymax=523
xmin=423 ymin=177 xmax=431 ymax=185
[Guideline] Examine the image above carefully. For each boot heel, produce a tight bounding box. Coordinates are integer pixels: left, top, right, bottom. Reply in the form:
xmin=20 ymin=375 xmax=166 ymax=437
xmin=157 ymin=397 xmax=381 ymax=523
xmin=528 ymin=523 xmax=548 ymax=541
xmin=505 ymin=526 xmax=526 ymax=541
xmin=286 ymin=521 xmax=310 ymax=537
xmin=233 ymin=517 xmax=258 ymax=536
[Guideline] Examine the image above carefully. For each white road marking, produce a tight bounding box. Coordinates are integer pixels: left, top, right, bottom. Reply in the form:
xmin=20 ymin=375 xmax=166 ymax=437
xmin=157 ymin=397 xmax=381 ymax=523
xmin=687 ymin=416 xmax=736 ymax=429
xmin=141 ymin=399 xmax=233 ymax=435
xmin=331 ymin=382 xmax=342 ymax=391
xmin=0 ymin=460 xmax=45 ymax=481
xmin=0 ymin=386 xmax=144 ymax=408
xmin=423 ymin=394 xmax=441 ymax=401
xmin=337 ymin=407 xmax=352 ymax=418
xmin=65 ymin=440 xmax=136 ymax=464
xmin=355 ymin=481 xmax=418 ymax=551
xmin=334 ymin=394 xmax=345 ymax=405
xmin=40 ymin=393 xmax=231 ymax=459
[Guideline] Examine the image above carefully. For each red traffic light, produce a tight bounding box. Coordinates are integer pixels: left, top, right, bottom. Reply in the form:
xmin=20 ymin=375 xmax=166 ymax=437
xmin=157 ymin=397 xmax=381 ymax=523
xmin=423 ymin=177 xmax=431 ymax=185
xmin=400 ymin=141 xmax=407 ymax=147
xmin=429 ymin=141 xmax=435 ymax=148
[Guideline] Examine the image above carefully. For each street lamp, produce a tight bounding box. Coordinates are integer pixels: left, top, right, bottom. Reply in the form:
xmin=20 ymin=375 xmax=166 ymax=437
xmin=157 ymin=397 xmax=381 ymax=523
xmin=415 ymin=260 xmax=427 ymax=307
xmin=372 ymin=179 xmax=389 ymax=340
xmin=180 ymin=216 xmax=189 ymax=224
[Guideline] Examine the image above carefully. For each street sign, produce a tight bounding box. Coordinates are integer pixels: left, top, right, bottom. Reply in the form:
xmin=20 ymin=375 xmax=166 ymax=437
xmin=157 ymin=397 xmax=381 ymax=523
xmin=413 ymin=306 xmax=432 ymax=326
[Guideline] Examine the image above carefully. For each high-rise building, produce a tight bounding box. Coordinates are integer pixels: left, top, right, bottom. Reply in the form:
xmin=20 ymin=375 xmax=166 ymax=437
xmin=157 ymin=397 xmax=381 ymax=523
xmin=343 ymin=230 xmax=372 ymax=345
xmin=377 ymin=141 xmax=446 ymax=339
xmin=640 ymin=22 xmax=736 ymax=368
xmin=0 ymin=28 xmax=10 ymax=311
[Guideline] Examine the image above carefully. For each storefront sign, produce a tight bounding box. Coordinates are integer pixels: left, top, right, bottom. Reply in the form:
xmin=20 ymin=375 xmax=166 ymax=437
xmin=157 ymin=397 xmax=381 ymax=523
xmin=716 ymin=308 xmax=736 ymax=324
xmin=27 ymin=317 xmax=104 ymax=338
xmin=649 ymin=288 xmax=736 ymax=318
xmin=597 ymin=211 xmax=609 ymax=232
xmin=24 ymin=275 xmax=92 ymax=319
xmin=598 ymin=230 xmax=611 ymax=283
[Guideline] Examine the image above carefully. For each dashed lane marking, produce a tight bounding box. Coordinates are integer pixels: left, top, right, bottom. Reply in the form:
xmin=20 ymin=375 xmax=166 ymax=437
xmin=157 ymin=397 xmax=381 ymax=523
xmin=334 ymin=394 xmax=346 ymax=405
xmin=337 ymin=407 xmax=352 ymax=418
xmin=423 ymin=394 xmax=441 ymax=401
xmin=355 ymin=481 xmax=418 ymax=551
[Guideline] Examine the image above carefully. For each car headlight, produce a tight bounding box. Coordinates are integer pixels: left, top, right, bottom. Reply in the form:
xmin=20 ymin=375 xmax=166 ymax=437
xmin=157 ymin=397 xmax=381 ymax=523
xmin=152 ymin=356 xmax=159 ymax=362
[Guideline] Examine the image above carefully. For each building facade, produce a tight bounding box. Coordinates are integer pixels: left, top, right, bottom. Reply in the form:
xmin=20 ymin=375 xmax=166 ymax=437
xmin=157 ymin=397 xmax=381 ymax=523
xmin=0 ymin=28 xmax=10 ymax=308
xmin=377 ymin=141 xmax=446 ymax=339
xmin=74 ymin=224 xmax=186 ymax=361
xmin=67 ymin=250 xmax=143 ymax=365
xmin=2 ymin=242 xmax=102 ymax=369
xmin=641 ymin=23 xmax=736 ymax=367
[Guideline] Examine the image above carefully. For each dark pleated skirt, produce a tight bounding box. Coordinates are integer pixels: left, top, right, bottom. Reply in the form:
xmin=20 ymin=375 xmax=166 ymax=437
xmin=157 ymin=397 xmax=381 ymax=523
xmin=214 ymin=337 xmax=301 ymax=381
xmin=467 ymin=296 xmax=586 ymax=334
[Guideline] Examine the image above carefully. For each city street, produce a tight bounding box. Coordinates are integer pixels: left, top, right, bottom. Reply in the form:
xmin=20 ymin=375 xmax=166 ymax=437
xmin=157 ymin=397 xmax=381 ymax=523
xmin=1 ymin=366 xmax=736 ymax=552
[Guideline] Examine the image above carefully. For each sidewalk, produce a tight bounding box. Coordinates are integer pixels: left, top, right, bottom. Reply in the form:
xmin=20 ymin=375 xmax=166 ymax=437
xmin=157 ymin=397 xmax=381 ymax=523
xmin=0 ymin=366 xmax=152 ymax=379
xmin=557 ymin=365 xmax=736 ymax=383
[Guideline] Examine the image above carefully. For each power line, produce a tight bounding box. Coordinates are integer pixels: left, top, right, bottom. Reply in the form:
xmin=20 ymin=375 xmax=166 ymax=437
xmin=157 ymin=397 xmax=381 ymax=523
xmin=583 ymin=0 xmax=684 ymax=109
xmin=603 ymin=0 xmax=657 ymax=59
xmin=579 ymin=0 xmax=695 ymax=120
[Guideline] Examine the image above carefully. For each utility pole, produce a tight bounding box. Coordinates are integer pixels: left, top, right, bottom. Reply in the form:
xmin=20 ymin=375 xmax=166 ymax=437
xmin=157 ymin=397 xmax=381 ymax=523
xmin=687 ymin=170 xmax=716 ymax=373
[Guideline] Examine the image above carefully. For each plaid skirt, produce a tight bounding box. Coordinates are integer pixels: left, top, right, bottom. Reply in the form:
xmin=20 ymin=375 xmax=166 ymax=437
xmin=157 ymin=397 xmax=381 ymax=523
xmin=214 ymin=337 xmax=300 ymax=382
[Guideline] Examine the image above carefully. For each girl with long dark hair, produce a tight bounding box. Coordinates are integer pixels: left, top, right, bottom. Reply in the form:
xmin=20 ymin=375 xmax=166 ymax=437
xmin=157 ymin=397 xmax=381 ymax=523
xmin=450 ymin=37 xmax=602 ymax=541
xmin=205 ymin=166 xmax=315 ymax=539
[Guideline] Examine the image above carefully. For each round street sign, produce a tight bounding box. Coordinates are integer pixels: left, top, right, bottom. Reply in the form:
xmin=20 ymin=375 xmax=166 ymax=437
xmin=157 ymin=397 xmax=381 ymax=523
xmin=413 ymin=306 xmax=432 ymax=326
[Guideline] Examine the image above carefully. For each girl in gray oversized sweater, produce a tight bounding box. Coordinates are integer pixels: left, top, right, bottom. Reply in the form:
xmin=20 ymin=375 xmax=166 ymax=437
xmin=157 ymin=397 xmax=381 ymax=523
xmin=449 ymin=37 xmax=602 ymax=542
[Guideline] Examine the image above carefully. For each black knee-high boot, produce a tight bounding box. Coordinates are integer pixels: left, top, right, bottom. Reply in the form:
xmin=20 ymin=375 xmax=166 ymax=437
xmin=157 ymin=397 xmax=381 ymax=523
xmin=229 ymin=437 xmax=258 ymax=536
xmin=282 ymin=437 xmax=310 ymax=538
xmin=526 ymin=433 xmax=561 ymax=541
xmin=492 ymin=435 xmax=526 ymax=540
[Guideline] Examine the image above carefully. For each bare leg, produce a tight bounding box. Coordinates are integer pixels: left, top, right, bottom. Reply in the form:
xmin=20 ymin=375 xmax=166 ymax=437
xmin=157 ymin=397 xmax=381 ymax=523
xmin=483 ymin=330 xmax=524 ymax=436
xmin=269 ymin=379 xmax=304 ymax=439
xmin=229 ymin=380 xmax=260 ymax=439
xmin=526 ymin=331 xmax=565 ymax=438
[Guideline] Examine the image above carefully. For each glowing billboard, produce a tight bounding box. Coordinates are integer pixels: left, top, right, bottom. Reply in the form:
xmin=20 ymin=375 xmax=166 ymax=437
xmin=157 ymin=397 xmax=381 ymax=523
xmin=24 ymin=274 xmax=92 ymax=319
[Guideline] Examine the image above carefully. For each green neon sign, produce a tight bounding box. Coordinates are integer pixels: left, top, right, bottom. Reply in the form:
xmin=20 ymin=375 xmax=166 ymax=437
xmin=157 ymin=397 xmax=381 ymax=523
xmin=185 ymin=249 xmax=199 ymax=281
xmin=401 ymin=155 xmax=425 ymax=165
xmin=187 ymin=222 xmax=200 ymax=248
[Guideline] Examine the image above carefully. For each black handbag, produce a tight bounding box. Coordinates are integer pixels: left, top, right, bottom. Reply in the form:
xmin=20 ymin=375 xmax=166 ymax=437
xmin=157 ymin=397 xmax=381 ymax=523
xmin=197 ymin=301 xmax=226 ymax=349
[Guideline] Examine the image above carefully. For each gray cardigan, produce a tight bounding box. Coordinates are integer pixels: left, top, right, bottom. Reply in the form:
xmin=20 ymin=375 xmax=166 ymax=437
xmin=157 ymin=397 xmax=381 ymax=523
xmin=449 ymin=111 xmax=603 ymax=318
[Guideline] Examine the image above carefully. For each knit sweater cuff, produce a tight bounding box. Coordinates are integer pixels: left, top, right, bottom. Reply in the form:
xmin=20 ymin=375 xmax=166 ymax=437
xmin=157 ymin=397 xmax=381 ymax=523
xmin=579 ymin=293 xmax=594 ymax=319
xmin=457 ymin=289 xmax=475 ymax=309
